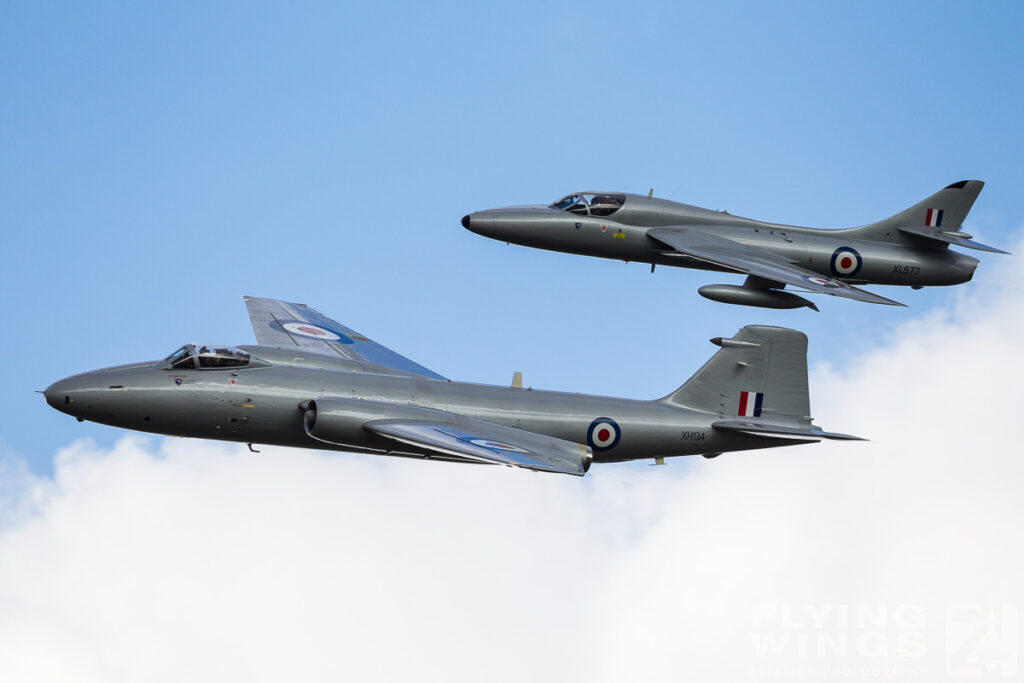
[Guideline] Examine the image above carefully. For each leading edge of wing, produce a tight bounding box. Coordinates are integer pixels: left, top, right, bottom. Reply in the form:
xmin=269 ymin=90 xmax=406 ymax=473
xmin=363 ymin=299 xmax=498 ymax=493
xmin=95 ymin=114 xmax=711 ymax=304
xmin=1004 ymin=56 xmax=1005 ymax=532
xmin=647 ymin=227 xmax=905 ymax=307
xmin=244 ymin=296 xmax=446 ymax=380
xmin=365 ymin=417 xmax=591 ymax=476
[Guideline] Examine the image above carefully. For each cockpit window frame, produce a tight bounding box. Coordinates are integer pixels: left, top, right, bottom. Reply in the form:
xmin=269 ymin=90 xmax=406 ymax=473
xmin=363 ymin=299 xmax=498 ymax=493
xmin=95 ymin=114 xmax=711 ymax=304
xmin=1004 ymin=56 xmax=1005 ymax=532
xmin=194 ymin=344 xmax=251 ymax=369
xmin=165 ymin=344 xmax=197 ymax=370
xmin=587 ymin=193 xmax=625 ymax=217
xmin=549 ymin=192 xmax=625 ymax=217
xmin=550 ymin=193 xmax=589 ymax=215
xmin=162 ymin=344 xmax=252 ymax=371
xmin=551 ymin=194 xmax=581 ymax=211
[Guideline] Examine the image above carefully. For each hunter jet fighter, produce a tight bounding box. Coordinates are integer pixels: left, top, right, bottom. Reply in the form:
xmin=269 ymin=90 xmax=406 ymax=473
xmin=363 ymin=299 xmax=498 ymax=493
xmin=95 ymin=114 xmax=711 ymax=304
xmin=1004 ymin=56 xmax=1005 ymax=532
xmin=462 ymin=180 xmax=1007 ymax=310
xmin=43 ymin=297 xmax=859 ymax=476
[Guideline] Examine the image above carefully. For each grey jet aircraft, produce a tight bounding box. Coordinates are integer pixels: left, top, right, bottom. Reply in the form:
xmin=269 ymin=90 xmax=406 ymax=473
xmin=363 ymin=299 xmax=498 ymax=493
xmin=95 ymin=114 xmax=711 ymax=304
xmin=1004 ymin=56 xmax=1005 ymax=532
xmin=43 ymin=297 xmax=860 ymax=476
xmin=462 ymin=180 xmax=1007 ymax=310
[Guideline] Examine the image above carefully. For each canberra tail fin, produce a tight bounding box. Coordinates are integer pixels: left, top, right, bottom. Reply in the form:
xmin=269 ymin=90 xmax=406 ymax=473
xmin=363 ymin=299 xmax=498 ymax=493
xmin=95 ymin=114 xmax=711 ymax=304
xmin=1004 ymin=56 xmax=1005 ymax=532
xmin=662 ymin=326 xmax=861 ymax=440
xmin=840 ymin=180 xmax=984 ymax=244
xmin=661 ymin=326 xmax=811 ymax=424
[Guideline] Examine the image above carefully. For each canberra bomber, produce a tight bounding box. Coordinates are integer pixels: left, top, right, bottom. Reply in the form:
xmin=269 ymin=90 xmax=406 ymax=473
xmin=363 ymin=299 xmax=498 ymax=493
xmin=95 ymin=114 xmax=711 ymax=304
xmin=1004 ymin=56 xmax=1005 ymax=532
xmin=43 ymin=297 xmax=860 ymax=477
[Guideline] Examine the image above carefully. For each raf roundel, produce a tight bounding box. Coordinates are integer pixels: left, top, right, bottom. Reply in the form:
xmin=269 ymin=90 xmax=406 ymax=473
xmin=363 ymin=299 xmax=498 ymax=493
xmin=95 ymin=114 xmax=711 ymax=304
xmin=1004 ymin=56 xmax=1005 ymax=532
xmin=280 ymin=321 xmax=352 ymax=343
xmin=470 ymin=439 xmax=529 ymax=454
xmin=830 ymin=246 xmax=863 ymax=277
xmin=801 ymin=274 xmax=839 ymax=289
xmin=587 ymin=417 xmax=621 ymax=451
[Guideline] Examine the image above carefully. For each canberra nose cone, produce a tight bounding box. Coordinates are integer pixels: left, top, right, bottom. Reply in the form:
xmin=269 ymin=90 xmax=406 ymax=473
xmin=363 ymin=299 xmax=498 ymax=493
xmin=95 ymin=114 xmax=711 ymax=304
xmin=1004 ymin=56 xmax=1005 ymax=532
xmin=461 ymin=214 xmax=471 ymax=229
xmin=43 ymin=373 xmax=99 ymax=415
xmin=43 ymin=377 xmax=74 ymax=411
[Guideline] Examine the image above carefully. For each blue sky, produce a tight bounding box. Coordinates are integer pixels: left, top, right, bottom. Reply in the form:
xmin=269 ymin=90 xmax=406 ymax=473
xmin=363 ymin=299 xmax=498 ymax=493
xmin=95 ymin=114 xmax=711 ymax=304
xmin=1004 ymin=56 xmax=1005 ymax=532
xmin=2 ymin=2 xmax=1022 ymax=474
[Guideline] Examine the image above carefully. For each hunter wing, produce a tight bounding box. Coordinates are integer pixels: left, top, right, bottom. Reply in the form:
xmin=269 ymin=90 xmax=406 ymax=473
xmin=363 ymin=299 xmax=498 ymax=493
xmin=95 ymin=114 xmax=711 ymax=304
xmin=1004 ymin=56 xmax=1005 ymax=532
xmin=244 ymin=296 xmax=446 ymax=380
xmin=647 ymin=227 xmax=905 ymax=306
xmin=365 ymin=415 xmax=592 ymax=476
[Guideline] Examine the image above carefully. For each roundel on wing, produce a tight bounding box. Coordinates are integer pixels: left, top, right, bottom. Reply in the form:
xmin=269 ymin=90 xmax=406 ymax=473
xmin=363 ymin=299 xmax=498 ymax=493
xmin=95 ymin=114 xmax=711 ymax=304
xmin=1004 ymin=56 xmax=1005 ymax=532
xmin=587 ymin=417 xmax=621 ymax=451
xmin=276 ymin=320 xmax=354 ymax=344
xmin=801 ymin=274 xmax=839 ymax=288
xmin=470 ymin=439 xmax=530 ymax=454
xmin=830 ymin=246 xmax=863 ymax=277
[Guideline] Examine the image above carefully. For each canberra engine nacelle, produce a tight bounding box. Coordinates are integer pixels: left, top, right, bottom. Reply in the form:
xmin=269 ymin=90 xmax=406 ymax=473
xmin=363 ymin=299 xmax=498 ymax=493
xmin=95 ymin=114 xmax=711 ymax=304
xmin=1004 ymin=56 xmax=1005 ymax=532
xmin=302 ymin=396 xmax=595 ymax=470
xmin=697 ymin=284 xmax=818 ymax=311
xmin=302 ymin=397 xmax=441 ymax=448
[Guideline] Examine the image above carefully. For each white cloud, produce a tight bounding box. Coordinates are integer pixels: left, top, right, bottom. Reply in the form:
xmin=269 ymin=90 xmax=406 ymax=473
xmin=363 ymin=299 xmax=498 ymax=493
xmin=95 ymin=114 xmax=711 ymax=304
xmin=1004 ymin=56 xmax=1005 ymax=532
xmin=2 ymin=240 xmax=1023 ymax=682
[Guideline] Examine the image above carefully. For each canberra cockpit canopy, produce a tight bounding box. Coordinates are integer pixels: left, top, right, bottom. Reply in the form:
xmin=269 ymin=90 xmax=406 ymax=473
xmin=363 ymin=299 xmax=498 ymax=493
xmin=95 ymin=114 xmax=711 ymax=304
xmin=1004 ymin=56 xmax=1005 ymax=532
xmin=165 ymin=344 xmax=251 ymax=370
xmin=550 ymin=193 xmax=625 ymax=217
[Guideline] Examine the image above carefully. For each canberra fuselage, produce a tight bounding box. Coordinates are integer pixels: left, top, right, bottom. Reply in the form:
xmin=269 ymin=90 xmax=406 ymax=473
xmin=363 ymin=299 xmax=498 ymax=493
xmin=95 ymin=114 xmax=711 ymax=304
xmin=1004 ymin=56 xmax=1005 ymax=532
xmin=46 ymin=346 xmax=765 ymax=465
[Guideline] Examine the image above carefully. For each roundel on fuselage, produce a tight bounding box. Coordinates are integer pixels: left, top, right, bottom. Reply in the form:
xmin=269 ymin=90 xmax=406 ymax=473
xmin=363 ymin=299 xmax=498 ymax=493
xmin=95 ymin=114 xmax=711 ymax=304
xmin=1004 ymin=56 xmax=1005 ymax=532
xmin=830 ymin=247 xmax=863 ymax=277
xmin=587 ymin=417 xmax=621 ymax=451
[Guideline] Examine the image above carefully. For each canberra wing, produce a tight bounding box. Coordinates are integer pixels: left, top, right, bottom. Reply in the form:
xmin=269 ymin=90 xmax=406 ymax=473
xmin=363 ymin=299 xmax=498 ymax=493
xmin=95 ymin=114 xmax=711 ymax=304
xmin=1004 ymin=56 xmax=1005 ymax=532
xmin=648 ymin=227 xmax=905 ymax=306
xmin=366 ymin=416 xmax=592 ymax=476
xmin=244 ymin=296 xmax=446 ymax=380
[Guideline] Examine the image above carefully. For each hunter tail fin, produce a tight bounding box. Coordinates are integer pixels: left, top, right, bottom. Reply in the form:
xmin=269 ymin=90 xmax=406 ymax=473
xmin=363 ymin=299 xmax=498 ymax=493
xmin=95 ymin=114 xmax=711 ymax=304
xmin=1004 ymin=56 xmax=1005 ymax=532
xmin=842 ymin=180 xmax=984 ymax=243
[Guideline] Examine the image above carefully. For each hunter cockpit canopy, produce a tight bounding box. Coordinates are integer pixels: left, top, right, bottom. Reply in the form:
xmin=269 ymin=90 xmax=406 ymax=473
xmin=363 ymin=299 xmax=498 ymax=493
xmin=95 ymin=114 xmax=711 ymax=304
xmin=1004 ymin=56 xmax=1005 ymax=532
xmin=549 ymin=193 xmax=625 ymax=217
xmin=165 ymin=344 xmax=251 ymax=370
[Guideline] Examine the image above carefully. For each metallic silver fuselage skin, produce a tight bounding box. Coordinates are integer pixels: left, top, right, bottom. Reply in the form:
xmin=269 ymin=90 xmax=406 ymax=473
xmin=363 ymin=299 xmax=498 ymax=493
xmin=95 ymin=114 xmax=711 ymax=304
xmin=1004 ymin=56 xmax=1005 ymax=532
xmin=464 ymin=195 xmax=978 ymax=287
xmin=44 ymin=346 xmax=781 ymax=465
